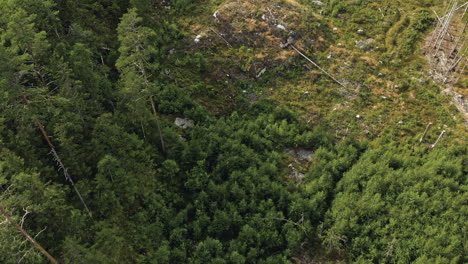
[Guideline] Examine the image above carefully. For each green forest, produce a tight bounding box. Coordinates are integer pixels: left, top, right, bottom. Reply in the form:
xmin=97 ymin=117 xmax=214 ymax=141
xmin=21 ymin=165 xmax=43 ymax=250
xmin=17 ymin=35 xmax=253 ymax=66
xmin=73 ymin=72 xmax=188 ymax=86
xmin=0 ymin=0 xmax=466 ymax=263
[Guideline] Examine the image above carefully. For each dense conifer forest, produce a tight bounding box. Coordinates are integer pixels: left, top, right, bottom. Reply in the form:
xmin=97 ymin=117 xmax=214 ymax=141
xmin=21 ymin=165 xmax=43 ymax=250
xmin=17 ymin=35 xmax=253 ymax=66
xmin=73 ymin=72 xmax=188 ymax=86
xmin=0 ymin=0 xmax=466 ymax=263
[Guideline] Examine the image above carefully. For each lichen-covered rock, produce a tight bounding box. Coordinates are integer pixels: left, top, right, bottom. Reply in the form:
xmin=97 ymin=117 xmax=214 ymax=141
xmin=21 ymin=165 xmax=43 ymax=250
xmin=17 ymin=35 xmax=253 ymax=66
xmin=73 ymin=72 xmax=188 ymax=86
xmin=354 ymin=38 xmax=375 ymax=51
xmin=175 ymin=118 xmax=194 ymax=129
xmin=312 ymin=0 xmax=324 ymax=6
xmin=296 ymin=149 xmax=313 ymax=161
xmin=285 ymin=148 xmax=313 ymax=161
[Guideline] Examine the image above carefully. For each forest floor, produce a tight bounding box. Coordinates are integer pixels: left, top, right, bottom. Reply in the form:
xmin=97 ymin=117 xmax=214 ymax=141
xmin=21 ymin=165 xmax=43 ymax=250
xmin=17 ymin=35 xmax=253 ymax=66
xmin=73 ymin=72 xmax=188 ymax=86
xmin=180 ymin=0 xmax=467 ymax=147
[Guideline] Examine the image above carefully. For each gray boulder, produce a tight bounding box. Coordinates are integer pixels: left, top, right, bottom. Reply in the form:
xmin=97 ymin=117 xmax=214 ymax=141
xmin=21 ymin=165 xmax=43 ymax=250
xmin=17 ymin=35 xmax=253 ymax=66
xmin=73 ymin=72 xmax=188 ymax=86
xmin=175 ymin=117 xmax=194 ymax=129
xmin=355 ymin=38 xmax=375 ymax=51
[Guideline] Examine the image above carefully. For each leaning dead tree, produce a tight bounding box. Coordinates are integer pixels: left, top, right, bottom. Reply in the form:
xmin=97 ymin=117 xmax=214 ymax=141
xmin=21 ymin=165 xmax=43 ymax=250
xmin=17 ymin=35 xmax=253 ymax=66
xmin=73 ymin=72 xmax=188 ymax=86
xmin=136 ymin=56 xmax=166 ymax=154
xmin=431 ymin=130 xmax=447 ymax=148
xmin=149 ymin=95 xmax=166 ymax=153
xmin=279 ymin=36 xmax=345 ymax=87
xmin=0 ymin=206 xmax=58 ymax=264
xmin=22 ymin=96 xmax=92 ymax=218
xmin=420 ymin=122 xmax=433 ymax=143
xmin=290 ymin=45 xmax=346 ymax=87
xmin=425 ymin=1 xmax=468 ymax=84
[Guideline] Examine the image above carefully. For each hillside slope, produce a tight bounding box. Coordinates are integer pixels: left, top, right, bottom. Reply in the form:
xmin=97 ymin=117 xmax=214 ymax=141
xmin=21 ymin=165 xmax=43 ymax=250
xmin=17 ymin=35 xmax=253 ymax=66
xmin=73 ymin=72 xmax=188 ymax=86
xmin=0 ymin=0 xmax=466 ymax=263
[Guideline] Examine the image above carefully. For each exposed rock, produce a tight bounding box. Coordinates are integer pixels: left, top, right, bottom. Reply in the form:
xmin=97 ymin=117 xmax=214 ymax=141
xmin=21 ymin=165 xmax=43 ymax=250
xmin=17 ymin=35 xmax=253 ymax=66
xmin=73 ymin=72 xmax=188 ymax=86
xmin=285 ymin=148 xmax=313 ymax=161
xmin=285 ymin=149 xmax=296 ymax=156
xmin=312 ymin=0 xmax=324 ymax=6
xmin=175 ymin=117 xmax=194 ymax=129
xmin=280 ymin=36 xmax=294 ymax=48
xmin=288 ymin=164 xmax=305 ymax=183
xmin=354 ymin=38 xmax=375 ymax=51
xmin=297 ymin=149 xmax=313 ymax=161
xmin=297 ymin=172 xmax=305 ymax=181
xmin=277 ymin=24 xmax=286 ymax=30
xmin=247 ymin=93 xmax=260 ymax=102
xmin=290 ymin=170 xmax=305 ymax=183
xmin=211 ymin=0 xmax=309 ymax=51
xmin=445 ymin=89 xmax=468 ymax=124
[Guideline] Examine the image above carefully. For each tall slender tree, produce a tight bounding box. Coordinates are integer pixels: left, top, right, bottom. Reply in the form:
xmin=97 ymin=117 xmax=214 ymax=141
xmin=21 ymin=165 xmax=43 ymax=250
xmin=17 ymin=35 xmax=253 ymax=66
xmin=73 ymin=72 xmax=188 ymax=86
xmin=116 ymin=8 xmax=165 ymax=151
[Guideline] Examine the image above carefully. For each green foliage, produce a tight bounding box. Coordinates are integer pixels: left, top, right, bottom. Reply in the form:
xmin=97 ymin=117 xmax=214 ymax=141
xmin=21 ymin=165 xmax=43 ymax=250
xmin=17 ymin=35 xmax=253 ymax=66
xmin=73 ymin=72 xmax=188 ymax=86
xmin=397 ymin=9 xmax=433 ymax=57
xmin=321 ymin=144 xmax=467 ymax=262
xmin=0 ymin=0 xmax=465 ymax=263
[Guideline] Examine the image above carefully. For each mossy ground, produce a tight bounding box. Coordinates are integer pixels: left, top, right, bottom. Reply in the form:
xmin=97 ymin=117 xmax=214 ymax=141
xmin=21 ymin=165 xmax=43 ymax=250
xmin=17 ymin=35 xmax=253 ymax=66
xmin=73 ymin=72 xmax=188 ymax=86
xmin=173 ymin=0 xmax=466 ymax=148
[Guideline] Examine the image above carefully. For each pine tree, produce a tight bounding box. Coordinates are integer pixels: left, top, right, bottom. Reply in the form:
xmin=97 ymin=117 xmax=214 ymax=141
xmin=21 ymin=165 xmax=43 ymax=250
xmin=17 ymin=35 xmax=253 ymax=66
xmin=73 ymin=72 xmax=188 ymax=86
xmin=116 ymin=8 xmax=165 ymax=151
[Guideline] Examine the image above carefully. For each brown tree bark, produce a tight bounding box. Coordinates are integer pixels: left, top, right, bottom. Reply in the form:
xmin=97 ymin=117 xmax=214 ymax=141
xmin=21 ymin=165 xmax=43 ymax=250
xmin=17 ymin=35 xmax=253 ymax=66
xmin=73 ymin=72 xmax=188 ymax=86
xmin=0 ymin=207 xmax=59 ymax=264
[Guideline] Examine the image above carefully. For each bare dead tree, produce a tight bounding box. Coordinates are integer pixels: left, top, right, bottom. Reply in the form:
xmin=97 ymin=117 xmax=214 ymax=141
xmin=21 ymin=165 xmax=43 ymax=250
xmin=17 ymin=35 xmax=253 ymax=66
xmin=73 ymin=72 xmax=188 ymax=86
xmin=434 ymin=1 xmax=458 ymax=52
xmin=447 ymin=47 xmax=467 ymax=74
xmin=426 ymin=1 xmax=467 ymax=86
xmin=149 ymin=95 xmax=166 ymax=153
xmin=448 ymin=19 xmax=467 ymax=57
xmin=420 ymin=122 xmax=433 ymax=143
xmin=431 ymin=130 xmax=447 ymax=149
xmin=209 ymin=28 xmax=232 ymax=47
xmin=132 ymin=47 xmax=167 ymax=154
xmin=22 ymin=96 xmax=92 ymax=219
xmin=0 ymin=207 xmax=58 ymax=264
xmin=454 ymin=57 xmax=467 ymax=83
xmin=289 ymin=45 xmax=346 ymax=87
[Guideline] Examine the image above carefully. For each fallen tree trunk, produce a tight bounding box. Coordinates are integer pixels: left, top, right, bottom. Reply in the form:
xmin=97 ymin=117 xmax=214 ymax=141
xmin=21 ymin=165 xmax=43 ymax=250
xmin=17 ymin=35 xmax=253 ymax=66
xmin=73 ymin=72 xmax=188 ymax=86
xmin=22 ymin=95 xmax=92 ymax=219
xmin=290 ymin=45 xmax=346 ymax=87
xmin=0 ymin=207 xmax=58 ymax=264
